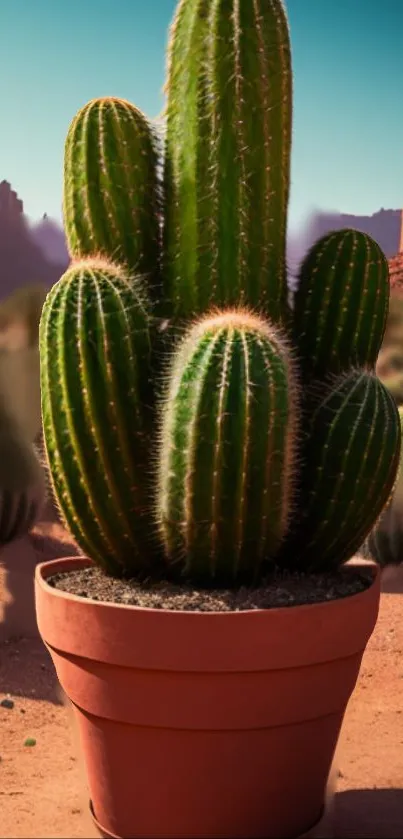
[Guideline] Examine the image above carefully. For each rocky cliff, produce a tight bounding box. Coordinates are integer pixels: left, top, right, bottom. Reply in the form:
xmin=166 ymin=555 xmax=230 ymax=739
xmin=0 ymin=181 xmax=68 ymax=302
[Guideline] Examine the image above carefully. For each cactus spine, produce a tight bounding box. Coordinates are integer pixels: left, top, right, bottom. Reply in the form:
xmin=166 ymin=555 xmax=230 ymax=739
xmin=157 ymin=310 xmax=298 ymax=584
xmin=40 ymin=259 xmax=155 ymax=576
xmin=293 ymin=230 xmax=389 ymax=379
xmin=163 ymin=0 xmax=292 ymax=323
xmin=63 ymin=98 xmax=161 ymax=295
xmin=281 ymin=371 xmax=401 ymax=571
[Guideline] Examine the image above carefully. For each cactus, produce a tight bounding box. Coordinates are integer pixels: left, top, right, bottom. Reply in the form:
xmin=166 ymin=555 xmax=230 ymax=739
xmin=279 ymin=371 xmax=401 ymax=572
xmin=39 ymin=258 xmax=156 ymax=576
xmin=162 ymin=0 xmax=292 ymax=324
xmin=63 ymin=97 xmax=161 ymax=297
xmin=157 ymin=310 xmax=298 ymax=584
xmin=40 ymin=0 xmax=401 ymax=587
xmin=293 ymin=229 xmax=389 ymax=380
xmin=0 ymin=400 xmax=46 ymax=544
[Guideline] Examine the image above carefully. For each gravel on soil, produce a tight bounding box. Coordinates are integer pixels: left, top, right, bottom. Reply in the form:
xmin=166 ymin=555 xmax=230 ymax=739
xmin=48 ymin=564 xmax=375 ymax=612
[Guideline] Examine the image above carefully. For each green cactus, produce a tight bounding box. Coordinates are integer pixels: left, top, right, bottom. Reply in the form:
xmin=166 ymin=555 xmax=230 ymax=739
xmin=157 ymin=310 xmax=298 ymax=584
xmin=39 ymin=0 xmax=401 ymax=587
xmin=293 ymin=229 xmax=389 ymax=380
xmin=63 ymin=97 xmax=161 ymax=296
xmin=279 ymin=371 xmax=401 ymax=572
xmin=39 ymin=258 xmax=156 ymax=576
xmin=0 ymin=400 xmax=46 ymax=544
xmin=365 ymin=500 xmax=403 ymax=567
xmin=162 ymin=0 xmax=292 ymax=324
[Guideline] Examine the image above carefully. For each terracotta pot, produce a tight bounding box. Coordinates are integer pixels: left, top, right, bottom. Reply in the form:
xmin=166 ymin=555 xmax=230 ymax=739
xmin=35 ymin=556 xmax=380 ymax=839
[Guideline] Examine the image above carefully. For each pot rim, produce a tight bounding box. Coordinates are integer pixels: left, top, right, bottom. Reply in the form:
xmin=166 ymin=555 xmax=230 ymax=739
xmin=35 ymin=554 xmax=379 ymax=617
xmin=35 ymin=556 xmax=380 ymax=671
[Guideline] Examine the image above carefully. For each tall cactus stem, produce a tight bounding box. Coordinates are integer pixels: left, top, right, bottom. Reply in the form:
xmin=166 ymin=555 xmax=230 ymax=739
xmin=163 ymin=0 xmax=292 ymax=323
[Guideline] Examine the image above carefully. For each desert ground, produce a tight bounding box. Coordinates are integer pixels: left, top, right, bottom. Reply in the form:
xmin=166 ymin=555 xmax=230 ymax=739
xmin=1 ymin=504 xmax=403 ymax=839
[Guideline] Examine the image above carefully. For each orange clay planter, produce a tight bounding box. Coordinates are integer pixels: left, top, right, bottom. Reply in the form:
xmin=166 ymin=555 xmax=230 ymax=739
xmin=35 ymin=556 xmax=380 ymax=839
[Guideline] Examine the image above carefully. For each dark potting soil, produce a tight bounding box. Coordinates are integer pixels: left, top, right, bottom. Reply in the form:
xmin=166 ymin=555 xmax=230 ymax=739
xmin=47 ymin=564 xmax=374 ymax=612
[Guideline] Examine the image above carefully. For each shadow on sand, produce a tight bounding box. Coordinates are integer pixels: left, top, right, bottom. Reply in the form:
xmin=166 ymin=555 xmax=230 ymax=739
xmin=0 ymin=635 xmax=63 ymax=704
xmin=380 ymin=564 xmax=403 ymax=594
xmin=334 ymin=788 xmax=403 ymax=838
xmin=0 ymin=497 xmax=79 ymax=703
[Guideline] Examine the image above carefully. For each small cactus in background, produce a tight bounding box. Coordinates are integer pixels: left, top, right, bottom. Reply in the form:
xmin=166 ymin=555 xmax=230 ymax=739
xmin=39 ymin=0 xmax=401 ymax=586
xmin=63 ymin=97 xmax=161 ymax=299
xmin=162 ymin=0 xmax=292 ymax=324
xmin=0 ymin=400 xmax=46 ymax=544
xmin=157 ymin=310 xmax=298 ymax=584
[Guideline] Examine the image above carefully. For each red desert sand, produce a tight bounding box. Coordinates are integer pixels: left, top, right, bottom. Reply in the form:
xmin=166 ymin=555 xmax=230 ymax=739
xmin=0 ymin=514 xmax=403 ymax=839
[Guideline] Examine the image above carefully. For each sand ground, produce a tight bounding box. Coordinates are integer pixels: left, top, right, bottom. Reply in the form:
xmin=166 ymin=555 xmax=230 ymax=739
xmin=1 ymin=521 xmax=403 ymax=839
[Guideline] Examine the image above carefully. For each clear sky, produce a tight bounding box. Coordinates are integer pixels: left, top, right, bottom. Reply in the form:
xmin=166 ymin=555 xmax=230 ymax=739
xmin=0 ymin=0 xmax=402 ymax=232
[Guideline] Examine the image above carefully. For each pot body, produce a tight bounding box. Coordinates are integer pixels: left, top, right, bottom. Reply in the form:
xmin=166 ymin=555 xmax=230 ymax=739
xmin=35 ymin=557 xmax=380 ymax=839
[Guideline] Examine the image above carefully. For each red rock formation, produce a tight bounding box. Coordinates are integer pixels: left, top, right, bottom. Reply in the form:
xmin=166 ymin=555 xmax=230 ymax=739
xmin=0 ymin=181 xmax=67 ymax=302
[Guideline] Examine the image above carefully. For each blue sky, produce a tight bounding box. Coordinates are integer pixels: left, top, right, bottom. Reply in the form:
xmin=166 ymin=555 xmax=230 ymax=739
xmin=0 ymin=0 xmax=402 ymax=232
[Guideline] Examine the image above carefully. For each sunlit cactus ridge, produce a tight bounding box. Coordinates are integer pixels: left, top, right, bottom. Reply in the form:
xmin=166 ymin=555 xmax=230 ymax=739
xmin=39 ymin=0 xmax=401 ymax=583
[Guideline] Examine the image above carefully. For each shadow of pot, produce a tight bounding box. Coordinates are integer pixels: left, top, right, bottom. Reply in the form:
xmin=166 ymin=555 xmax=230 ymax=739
xmin=35 ymin=556 xmax=380 ymax=839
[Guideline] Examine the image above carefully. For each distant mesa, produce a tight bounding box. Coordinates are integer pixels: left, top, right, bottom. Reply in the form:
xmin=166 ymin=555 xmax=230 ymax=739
xmin=0 ymin=180 xmax=68 ymax=303
xmin=0 ymin=179 xmax=23 ymax=219
xmin=288 ymin=207 xmax=403 ymax=290
xmin=30 ymin=212 xmax=69 ymax=266
xmin=1 ymin=178 xmax=403 ymax=302
xmin=302 ymin=207 xmax=402 ymax=258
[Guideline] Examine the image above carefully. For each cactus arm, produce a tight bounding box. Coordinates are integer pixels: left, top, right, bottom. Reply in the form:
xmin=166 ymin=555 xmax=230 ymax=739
xmin=63 ymin=98 xmax=161 ymax=297
xmin=281 ymin=370 xmax=401 ymax=572
xmin=292 ymin=230 xmax=389 ymax=379
xmin=40 ymin=259 xmax=155 ymax=576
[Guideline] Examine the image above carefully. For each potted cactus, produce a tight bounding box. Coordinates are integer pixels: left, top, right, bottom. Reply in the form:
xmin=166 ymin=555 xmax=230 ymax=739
xmin=35 ymin=1 xmax=400 ymax=838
